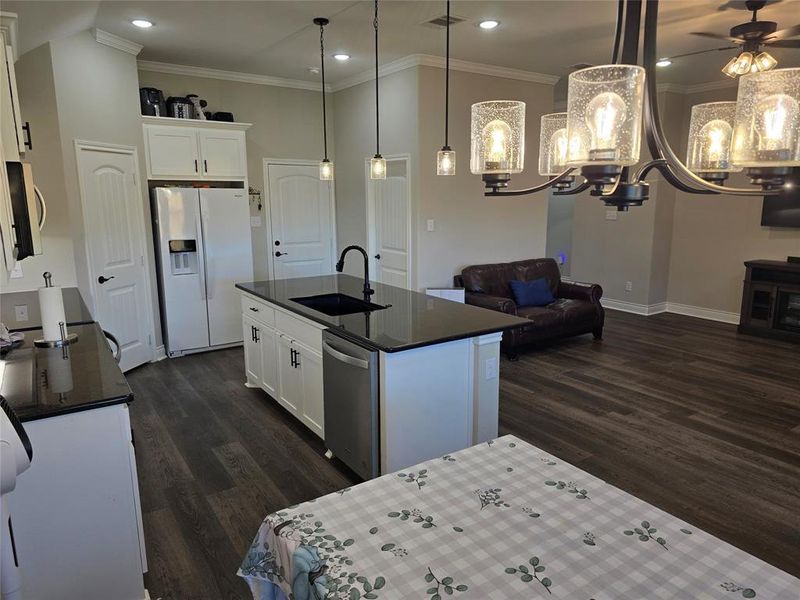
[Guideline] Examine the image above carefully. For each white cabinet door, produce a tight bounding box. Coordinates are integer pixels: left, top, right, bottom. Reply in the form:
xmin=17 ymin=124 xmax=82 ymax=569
xmin=243 ymin=315 xmax=262 ymax=386
xmin=297 ymin=343 xmax=324 ymax=438
xmin=277 ymin=335 xmax=302 ymax=416
xmin=145 ymin=125 xmax=200 ymax=178
xmin=0 ymin=39 xmax=21 ymax=160
xmin=199 ymin=129 xmax=246 ymax=178
xmin=259 ymin=325 xmax=279 ymax=398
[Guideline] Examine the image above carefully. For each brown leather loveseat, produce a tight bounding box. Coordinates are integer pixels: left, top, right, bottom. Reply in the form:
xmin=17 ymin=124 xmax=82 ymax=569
xmin=454 ymin=258 xmax=604 ymax=358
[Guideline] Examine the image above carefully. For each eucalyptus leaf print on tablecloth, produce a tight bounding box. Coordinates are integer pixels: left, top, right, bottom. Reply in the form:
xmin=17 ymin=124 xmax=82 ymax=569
xmin=544 ymin=480 xmax=590 ymax=499
xmin=505 ymin=556 xmax=552 ymax=594
xmin=475 ymin=488 xmax=510 ymax=510
xmin=397 ymin=469 xmax=428 ymax=490
xmin=521 ymin=507 xmax=540 ymax=518
xmin=582 ymin=532 xmax=596 ymax=546
xmin=623 ymin=520 xmax=668 ymax=550
xmin=424 ymin=567 xmax=468 ymax=599
xmin=721 ymin=581 xmax=757 ymax=598
xmin=387 ymin=508 xmax=437 ymax=528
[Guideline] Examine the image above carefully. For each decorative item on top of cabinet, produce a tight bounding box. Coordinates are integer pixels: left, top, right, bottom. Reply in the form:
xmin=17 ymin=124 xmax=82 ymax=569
xmin=142 ymin=116 xmax=251 ymax=180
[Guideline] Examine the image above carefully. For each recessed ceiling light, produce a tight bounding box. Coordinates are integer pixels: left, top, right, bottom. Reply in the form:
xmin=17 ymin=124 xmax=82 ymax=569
xmin=656 ymin=58 xmax=672 ymax=67
xmin=333 ymin=53 xmax=350 ymax=61
xmin=479 ymin=20 xmax=499 ymax=30
xmin=131 ymin=19 xmax=153 ymax=29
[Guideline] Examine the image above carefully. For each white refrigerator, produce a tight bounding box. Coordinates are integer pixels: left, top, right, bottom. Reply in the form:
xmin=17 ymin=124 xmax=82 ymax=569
xmin=152 ymin=187 xmax=253 ymax=356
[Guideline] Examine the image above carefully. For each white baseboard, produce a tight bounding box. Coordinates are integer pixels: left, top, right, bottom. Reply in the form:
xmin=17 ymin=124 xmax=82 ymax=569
xmin=602 ymin=298 xmax=740 ymax=325
xmin=601 ymin=298 xmax=667 ymax=316
xmin=152 ymin=345 xmax=167 ymax=362
xmin=665 ymin=302 xmax=740 ymax=325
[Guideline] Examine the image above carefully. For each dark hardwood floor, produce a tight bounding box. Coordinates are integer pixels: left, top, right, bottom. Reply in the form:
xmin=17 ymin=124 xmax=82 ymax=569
xmin=127 ymin=310 xmax=800 ymax=599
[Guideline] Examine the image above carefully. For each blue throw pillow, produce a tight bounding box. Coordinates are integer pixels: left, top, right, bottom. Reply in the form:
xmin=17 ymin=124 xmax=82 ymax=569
xmin=509 ymin=278 xmax=555 ymax=307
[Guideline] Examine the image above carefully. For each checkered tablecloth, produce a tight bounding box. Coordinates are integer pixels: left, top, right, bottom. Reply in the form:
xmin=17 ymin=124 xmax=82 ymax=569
xmin=239 ymin=435 xmax=798 ymax=599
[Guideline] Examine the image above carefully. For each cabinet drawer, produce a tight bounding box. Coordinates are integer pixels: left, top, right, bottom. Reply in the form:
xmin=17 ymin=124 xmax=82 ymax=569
xmin=276 ymin=310 xmax=323 ymax=353
xmin=241 ymin=294 xmax=275 ymax=326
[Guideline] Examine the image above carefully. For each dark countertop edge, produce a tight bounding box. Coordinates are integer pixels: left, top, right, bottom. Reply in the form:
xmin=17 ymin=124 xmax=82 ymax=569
xmin=10 ymin=319 xmax=95 ymax=333
xmin=17 ymin=392 xmax=134 ymax=423
xmin=236 ymin=283 xmax=523 ymax=353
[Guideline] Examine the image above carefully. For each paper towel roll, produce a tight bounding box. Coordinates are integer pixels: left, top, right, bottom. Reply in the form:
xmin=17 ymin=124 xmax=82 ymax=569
xmin=46 ymin=350 xmax=73 ymax=394
xmin=38 ymin=286 xmax=67 ymax=341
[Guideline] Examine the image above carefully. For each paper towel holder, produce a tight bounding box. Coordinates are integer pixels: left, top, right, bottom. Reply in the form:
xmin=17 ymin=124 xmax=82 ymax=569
xmin=34 ymin=321 xmax=78 ymax=348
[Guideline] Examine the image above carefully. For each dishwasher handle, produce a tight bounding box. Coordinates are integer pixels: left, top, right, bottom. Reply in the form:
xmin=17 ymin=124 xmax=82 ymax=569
xmin=322 ymin=340 xmax=369 ymax=369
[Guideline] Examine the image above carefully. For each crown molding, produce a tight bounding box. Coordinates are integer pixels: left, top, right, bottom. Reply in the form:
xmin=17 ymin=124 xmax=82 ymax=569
xmin=93 ymin=29 xmax=143 ymax=56
xmin=137 ymin=59 xmax=330 ymax=92
xmin=0 ymin=11 xmax=18 ymax=61
xmin=655 ymin=78 xmax=737 ymax=95
xmin=330 ymin=53 xmax=558 ymax=92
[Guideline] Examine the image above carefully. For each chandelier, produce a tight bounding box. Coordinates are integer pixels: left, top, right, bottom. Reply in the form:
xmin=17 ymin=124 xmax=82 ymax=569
xmin=470 ymin=0 xmax=798 ymax=210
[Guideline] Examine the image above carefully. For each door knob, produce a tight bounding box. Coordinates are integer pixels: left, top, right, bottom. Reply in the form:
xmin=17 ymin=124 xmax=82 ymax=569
xmin=374 ymin=254 xmax=381 ymax=260
xmin=275 ymin=251 xmax=288 ymax=257
xmin=98 ymin=275 xmax=115 ymax=284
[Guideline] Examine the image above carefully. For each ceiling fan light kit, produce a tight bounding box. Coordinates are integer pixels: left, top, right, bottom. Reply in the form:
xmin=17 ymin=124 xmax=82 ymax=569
xmin=471 ymin=0 xmax=796 ymax=209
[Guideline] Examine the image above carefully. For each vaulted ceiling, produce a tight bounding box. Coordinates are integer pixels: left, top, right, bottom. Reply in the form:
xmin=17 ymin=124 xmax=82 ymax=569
xmin=4 ymin=0 xmax=799 ymax=86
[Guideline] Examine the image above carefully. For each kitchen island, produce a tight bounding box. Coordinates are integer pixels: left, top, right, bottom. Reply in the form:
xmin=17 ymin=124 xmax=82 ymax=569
xmin=236 ymin=275 xmax=528 ymax=475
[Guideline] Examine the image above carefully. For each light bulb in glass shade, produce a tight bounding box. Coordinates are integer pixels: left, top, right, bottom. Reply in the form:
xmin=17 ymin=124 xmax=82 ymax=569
xmin=565 ymin=65 xmax=645 ymax=167
xmin=686 ymin=102 xmax=740 ymax=175
xmin=469 ymin=101 xmax=525 ymax=174
xmin=754 ymin=51 xmax=778 ymax=73
xmin=370 ymin=155 xmax=386 ymax=179
xmin=722 ymin=56 xmax=739 ymax=78
xmin=319 ymin=159 xmax=334 ymax=181
xmin=731 ymin=68 xmax=800 ymax=167
xmin=538 ymin=112 xmax=569 ymax=176
xmin=437 ymin=148 xmax=456 ymax=176
xmin=733 ymin=52 xmax=754 ymax=76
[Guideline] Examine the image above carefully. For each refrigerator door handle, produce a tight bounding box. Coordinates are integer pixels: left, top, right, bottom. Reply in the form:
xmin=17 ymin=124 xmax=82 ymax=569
xmin=194 ymin=209 xmax=207 ymax=301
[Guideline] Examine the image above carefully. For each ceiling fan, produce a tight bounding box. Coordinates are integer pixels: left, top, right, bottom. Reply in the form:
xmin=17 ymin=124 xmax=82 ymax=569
xmin=688 ymin=0 xmax=800 ymax=77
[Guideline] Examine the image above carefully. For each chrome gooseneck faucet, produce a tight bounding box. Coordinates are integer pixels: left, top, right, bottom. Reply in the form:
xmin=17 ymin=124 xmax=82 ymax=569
xmin=335 ymin=245 xmax=374 ymax=296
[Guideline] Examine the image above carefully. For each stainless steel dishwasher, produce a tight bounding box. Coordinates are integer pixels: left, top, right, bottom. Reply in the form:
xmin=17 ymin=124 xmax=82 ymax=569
xmin=322 ymin=330 xmax=379 ymax=480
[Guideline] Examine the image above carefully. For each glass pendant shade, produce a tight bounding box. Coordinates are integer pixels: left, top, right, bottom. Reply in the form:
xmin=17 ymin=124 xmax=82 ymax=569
xmin=538 ymin=112 xmax=569 ymax=176
xmin=754 ymin=51 xmax=778 ymax=73
xmin=370 ymin=155 xmax=386 ymax=180
xmin=437 ymin=147 xmax=456 ymax=176
xmin=565 ymin=65 xmax=646 ymax=167
xmin=469 ymin=100 xmax=525 ymax=175
xmin=686 ymin=102 xmax=741 ymax=175
xmin=722 ymin=55 xmax=739 ymax=78
xmin=319 ymin=159 xmax=334 ymax=181
xmin=731 ymin=68 xmax=800 ymax=167
xmin=733 ymin=52 xmax=755 ymax=76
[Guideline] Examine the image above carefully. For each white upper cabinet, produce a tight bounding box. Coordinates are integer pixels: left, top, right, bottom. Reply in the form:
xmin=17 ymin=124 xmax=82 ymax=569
xmin=199 ymin=129 xmax=246 ymax=178
xmin=1 ymin=32 xmax=25 ymax=160
xmin=142 ymin=116 xmax=250 ymax=181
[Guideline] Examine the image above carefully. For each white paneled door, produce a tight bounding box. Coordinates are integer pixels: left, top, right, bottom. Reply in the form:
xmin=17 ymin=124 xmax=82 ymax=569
xmin=267 ymin=163 xmax=334 ymax=279
xmin=368 ymin=157 xmax=411 ymax=289
xmin=76 ymin=143 xmax=152 ymax=372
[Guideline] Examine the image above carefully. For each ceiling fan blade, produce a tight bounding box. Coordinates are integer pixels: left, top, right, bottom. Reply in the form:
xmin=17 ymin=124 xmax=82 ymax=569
xmin=767 ymin=39 xmax=800 ymax=47
xmin=670 ymin=46 xmax=738 ymax=60
xmin=690 ymin=31 xmax=743 ymax=43
xmin=765 ymin=24 xmax=800 ymax=40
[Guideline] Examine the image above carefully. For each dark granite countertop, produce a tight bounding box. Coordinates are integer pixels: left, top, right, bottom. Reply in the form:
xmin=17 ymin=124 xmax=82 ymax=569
xmin=236 ymin=275 xmax=529 ymax=352
xmin=1 ymin=287 xmax=93 ymax=332
xmin=0 ymin=322 xmax=132 ymax=422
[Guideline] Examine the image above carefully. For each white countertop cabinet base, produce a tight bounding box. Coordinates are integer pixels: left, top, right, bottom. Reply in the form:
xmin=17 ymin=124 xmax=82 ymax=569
xmin=7 ymin=403 xmax=148 ymax=600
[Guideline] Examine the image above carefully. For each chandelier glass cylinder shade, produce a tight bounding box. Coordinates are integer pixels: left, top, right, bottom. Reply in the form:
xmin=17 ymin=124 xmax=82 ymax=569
xmin=731 ymin=68 xmax=800 ymax=167
xmin=469 ymin=100 xmax=526 ymax=175
xmin=565 ymin=65 xmax=646 ymax=167
xmin=538 ymin=113 xmax=569 ymax=176
xmin=686 ymin=102 xmax=740 ymax=178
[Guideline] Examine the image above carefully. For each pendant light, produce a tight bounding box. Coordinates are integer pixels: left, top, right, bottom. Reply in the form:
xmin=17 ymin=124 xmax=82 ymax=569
xmin=436 ymin=0 xmax=455 ymax=176
xmin=314 ymin=17 xmax=334 ymax=181
xmin=370 ymin=0 xmax=386 ymax=180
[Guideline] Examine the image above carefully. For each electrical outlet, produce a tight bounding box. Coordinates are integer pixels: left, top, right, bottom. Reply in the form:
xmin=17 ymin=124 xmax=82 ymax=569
xmin=485 ymin=357 xmax=498 ymax=380
xmin=10 ymin=261 xmax=23 ymax=278
xmin=250 ymin=216 xmax=262 ymax=227
xmin=14 ymin=304 xmax=28 ymax=322
xmin=625 ymin=281 xmax=633 ymax=292
xmin=427 ymin=219 xmax=435 ymax=232
xmin=605 ymin=209 xmax=618 ymax=221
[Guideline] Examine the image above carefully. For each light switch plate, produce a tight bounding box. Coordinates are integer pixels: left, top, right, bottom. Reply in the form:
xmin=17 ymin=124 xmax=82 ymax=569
xmin=250 ymin=216 xmax=262 ymax=227
xmin=605 ymin=210 xmax=618 ymax=221
xmin=10 ymin=261 xmax=23 ymax=278
xmin=427 ymin=219 xmax=435 ymax=232
xmin=14 ymin=304 xmax=28 ymax=321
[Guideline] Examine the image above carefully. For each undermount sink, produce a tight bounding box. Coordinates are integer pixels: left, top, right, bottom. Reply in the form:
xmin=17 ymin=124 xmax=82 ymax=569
xmin=290 ymin=293 xmax=387 ymax=316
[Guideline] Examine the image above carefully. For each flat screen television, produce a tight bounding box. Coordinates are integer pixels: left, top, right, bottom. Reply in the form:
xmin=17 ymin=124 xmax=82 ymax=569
xmin=762 ymin=167 xmax=800 ymax=228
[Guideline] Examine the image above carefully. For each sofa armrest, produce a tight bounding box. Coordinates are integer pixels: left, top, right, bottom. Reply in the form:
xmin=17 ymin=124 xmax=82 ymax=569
xmin=558 ymin=280 xmax=603 ymax=303
xmin=465 ymin=291 xmax=517 ymax=315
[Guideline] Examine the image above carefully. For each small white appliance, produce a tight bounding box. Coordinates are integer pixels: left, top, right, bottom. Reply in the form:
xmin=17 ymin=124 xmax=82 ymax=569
xmin=152 ymin=187 xmax=253 ymax=356
xmin=1 ymin=396 xmax=32 ymax=600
